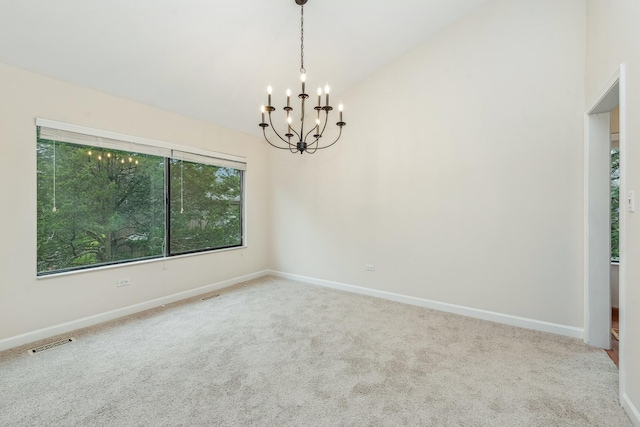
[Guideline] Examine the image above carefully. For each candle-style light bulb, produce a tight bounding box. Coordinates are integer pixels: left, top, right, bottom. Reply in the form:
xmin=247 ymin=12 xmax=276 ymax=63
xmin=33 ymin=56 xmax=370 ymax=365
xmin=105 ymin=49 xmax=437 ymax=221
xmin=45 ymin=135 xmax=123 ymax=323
xmin=317 ymin=88 xmax=322 ymax=106
xmin=339 ymin=103 xmax=344 ymax=122
xmin=324 ymin=84 xmax=330 ymax=106
xmin=267 ymin=85 xmax=272 ymax=107
xmin=286 ymin=89 xmax=291 ymax=108
xmin=301 ymin=73 xmax=306 ymax=94
xmin=260 ymin=105 xmax=266 ymax=123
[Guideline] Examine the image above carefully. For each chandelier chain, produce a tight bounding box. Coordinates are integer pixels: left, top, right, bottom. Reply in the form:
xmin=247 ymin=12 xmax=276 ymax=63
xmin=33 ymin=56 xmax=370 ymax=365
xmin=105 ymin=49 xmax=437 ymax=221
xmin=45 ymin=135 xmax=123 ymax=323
xmin=300 ymin=5 xmax=305 ymax=74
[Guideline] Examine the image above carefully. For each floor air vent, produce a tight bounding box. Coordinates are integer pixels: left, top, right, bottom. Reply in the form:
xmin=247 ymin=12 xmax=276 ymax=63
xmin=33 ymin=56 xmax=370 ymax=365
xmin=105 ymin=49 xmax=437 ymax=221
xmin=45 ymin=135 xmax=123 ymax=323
xmin=201 ymin=293 xmax=220 ymax=301
xmin=28 ymin=337 xmax=75 ymax=355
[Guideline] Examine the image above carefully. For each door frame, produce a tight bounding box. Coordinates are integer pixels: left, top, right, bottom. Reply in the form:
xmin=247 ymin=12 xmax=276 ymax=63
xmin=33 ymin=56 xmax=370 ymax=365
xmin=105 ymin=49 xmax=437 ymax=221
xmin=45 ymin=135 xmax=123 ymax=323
xmin=584 ymin=64 xmax=626 ymax=400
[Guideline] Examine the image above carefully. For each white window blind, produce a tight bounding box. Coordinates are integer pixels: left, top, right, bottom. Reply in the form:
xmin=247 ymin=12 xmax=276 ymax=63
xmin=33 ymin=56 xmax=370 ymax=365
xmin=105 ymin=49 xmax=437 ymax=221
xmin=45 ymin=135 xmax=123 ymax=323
xmin=36 ymin=118 xmax=247 ymax=170
xmin=38 ymin=127 xmax=171 ymax=158
xmin=171 ymin=150 xmax=246 ymax=171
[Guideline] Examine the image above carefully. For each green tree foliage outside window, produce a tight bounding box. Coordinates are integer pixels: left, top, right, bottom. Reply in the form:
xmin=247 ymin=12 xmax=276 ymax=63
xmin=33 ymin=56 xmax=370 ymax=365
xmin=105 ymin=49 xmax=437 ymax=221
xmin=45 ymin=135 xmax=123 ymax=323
xmin=611 ymin=148 xmax=620 ymax=261
xmin=169 ymin=159 xmax=242 ymax=254
xmin=37 ymin=137 xmax=243 ymax=275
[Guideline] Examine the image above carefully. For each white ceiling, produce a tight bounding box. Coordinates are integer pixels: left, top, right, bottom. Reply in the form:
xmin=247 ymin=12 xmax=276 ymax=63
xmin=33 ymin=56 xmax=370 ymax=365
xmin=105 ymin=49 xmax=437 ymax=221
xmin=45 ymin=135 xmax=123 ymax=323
xmin=0 ymin=0 xmax=491 ymax=136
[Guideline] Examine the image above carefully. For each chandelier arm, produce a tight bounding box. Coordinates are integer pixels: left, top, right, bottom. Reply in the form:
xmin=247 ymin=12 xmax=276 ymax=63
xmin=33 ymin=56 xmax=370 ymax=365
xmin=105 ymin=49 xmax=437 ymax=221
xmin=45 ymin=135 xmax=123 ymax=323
xmin=305 ymin=134 xmax=321 ymax=148
xmin=262 ymin=128 xmax=294 ymax=150
xmin=305 ymin=138 xmax=320 ymax=154
xmin=288 ymin=122 xmax=302 ymax=141
xmin=305 ymin=109 xmax=329 ymax=144
xmin=303 ymin=126 xmax=317 ymax=142
xmin=268 ymin=113 xmax=297 ymax=146
xmin=303 ymin=133 xmax=323 ymax=155
xmin=314 ymin=126 xmax=343 ymax=150
xmin=318 ymin=110 xmax=330 ymax=137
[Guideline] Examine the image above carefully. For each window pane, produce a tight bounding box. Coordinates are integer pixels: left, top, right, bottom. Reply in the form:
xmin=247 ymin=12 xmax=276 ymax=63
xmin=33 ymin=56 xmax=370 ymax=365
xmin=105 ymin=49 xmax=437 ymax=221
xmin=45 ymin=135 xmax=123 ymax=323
xmin=169 ymin=159 xmax=243 ymax=255
xmin=37 ymin=138 xmax=165 ymax=274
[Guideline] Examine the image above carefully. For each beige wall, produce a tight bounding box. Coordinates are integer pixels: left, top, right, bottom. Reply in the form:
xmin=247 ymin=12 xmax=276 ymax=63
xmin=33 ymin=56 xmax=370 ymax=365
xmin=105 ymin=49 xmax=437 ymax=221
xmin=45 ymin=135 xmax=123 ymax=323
xmin=269 ymin=0 xmax=585 ymax=326
xmin=586 ymin=0 xmax=640 ymax=418
xmin=0 ymin=62 xmax=270 ymax=342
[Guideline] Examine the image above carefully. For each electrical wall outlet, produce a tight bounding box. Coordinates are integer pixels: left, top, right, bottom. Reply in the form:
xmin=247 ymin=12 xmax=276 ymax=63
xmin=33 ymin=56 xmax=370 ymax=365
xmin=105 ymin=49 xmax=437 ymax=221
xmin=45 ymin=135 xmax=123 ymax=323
xmin=116 ymin=278 xmax=131 ymax=287
xmin=365 ymin=264 xmax=375 ymax=272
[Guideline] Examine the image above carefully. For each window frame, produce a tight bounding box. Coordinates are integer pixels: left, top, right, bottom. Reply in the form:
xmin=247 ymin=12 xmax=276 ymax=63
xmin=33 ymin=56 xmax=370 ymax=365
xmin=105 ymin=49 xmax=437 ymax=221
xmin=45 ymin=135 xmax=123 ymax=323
xmin=35 ymin=118 xmax=247 ymax=277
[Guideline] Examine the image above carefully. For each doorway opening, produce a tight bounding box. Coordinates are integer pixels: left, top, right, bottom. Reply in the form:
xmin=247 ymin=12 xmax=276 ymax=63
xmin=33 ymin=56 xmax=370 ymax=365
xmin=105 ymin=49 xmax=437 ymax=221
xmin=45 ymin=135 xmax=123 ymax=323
xmin=607 ymin=106 xmax=620 ymax=367
xmin=584 ymin=65 xmax=626 ymax=400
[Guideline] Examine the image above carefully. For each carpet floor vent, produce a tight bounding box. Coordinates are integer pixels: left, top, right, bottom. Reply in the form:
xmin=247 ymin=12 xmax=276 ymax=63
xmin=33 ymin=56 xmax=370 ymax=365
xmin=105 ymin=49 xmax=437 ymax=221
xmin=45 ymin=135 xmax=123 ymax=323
xmin=28 ymin=337 xmax=76 ymax=355
xmin=201 ymin=293 xmax=220 ymax=301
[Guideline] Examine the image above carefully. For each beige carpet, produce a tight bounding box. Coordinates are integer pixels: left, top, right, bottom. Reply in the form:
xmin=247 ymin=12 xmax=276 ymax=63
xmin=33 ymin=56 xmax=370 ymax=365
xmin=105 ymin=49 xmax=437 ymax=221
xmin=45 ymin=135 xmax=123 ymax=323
xmin=0 ymin=276 xmax=630 ymax=426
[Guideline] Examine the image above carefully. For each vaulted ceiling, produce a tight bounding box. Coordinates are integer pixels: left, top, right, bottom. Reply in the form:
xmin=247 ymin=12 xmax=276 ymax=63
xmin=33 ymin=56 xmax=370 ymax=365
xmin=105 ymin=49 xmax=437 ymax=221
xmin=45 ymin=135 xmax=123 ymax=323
xmin=0 ymin=0 xmax=491 ymax=136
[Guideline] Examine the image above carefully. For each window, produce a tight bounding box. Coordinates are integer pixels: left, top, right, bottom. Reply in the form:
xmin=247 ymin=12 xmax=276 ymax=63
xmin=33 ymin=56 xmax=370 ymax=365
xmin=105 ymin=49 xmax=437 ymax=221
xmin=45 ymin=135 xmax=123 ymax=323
xmin=36 ymin=122 xmax=245 ymax=276
xmin=37 ymin=139 xmax=165 ymax=273
xmin=611 ymin=148 xmax=619 ymax=262
xmin=169 ymin=159 xmax=243 ymax=255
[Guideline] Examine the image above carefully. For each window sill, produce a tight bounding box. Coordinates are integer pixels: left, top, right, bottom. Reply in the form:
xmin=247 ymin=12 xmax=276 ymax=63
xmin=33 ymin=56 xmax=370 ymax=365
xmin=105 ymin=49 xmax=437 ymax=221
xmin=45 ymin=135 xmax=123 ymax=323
xmin=36 ymin=245 xmax=248 ymax=280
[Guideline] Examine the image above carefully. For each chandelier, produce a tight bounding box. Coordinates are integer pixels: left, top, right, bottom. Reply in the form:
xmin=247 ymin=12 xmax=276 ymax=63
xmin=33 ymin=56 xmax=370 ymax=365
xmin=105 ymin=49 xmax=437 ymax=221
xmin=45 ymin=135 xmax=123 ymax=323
xmin=259 ymin=0 xmax=346 ymax=154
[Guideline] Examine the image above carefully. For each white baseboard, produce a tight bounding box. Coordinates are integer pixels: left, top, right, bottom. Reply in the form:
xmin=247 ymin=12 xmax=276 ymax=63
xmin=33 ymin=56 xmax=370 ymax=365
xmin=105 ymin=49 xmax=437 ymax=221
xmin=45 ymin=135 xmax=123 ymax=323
xmin=622 ymin=393 xmax=640 ymax=426
xmin=268 ymin=270 xmax=584 ymax=340
xmin=0 ymin=270 xmax=269 ymax=352
xmin=1 ymin=269 xmax=586 ymax=352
